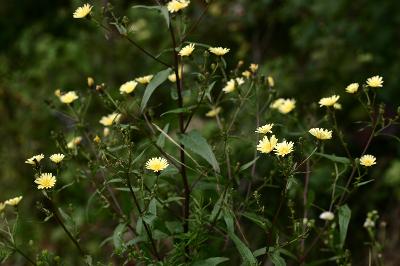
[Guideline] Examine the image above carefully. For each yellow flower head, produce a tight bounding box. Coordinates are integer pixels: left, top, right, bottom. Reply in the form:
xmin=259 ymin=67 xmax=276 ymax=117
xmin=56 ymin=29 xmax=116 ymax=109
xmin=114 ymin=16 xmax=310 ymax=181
xmin=54 ymin=89 xmax=62 ymax=97
xmin=179 ymin=43 xmax=195 ymax=56
xmin=167 ymin=0 xmax=190 ymax=13
xmin=249 ymin=63 xmax=259 ymax=73
xmin=99 ymin=113 xmax=121 ymax=126
xmin=5 ymin=196 xmax=23 ymax=206
xmin=274 ymin=141 xmax=294 ymax=157
xmin=0 ymin=202 xmax=5 ymax=212
xmin=319 ymin=211 xmax=335 ymax=221
xmin=136 ymin=75 xmax=153 ymax=84
xmin=145 ymin=157 xmax=169 ymax=172
xmin=345 ymin=83 xmax=359 ymax=93
xmin=59 ymin=91 xmax=79 ymax=104
xmin=222 ymin=79 xmax=236 ymax=93
xmin=209 ymin=47 xmax=230 ymax=56
xmin=366 ymin=75 xmax=383 ymax=88
xmin=25 ymin=154 xmax=45 ymax=165
xmin=255 ymin=123 xmax=274 ymax=134
xmin=103 ymin=127 xmax=110 ymax=137
xmin=333 ymin=103 xmax=342 ymax=110
xmin=35 ymin=173 xmax=57 ymax=190
xmin=267 ymin=76 xmax=275 ymax=87
xmin=87 ymin=77 xmax=94 ymax=87
xmin=93 ymin=135 xmax=101 ymax=143
xmin=50 ymin=153 xmax=65 ymax=164
xmin=119 ymin=80 xmax=138 ymax=94
xmin=73 ymin=3 xmax=93 ymax=19
xmin=270 ymin=98 xmax=296 ymax=114
xmin=319 ymin=95 xmax=340 ymax=107
xmin=278 ymin=99 xmax=296 ymax=114
xmin=242 ymin=70 xmax=251 ymax=78
xmin=257 ymin=135 xmax=278 ymax=154
xmin=309 ymin=128 xmax=332 ymax=140
xmin=67 ymin=136 xmax=82 ymax=149
xmin=360 ymin=154 xmax=376 ymax=167
xmin=206 ymin=107 xmax=221 ymax=117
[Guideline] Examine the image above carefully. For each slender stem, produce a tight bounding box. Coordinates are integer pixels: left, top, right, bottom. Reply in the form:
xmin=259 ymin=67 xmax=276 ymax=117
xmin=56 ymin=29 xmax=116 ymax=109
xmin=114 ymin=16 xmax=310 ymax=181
xmin=47 ymin=197 xmax=85 ymax=256
xmin=93 ymin=18 xmax=171 ymax=68
xmin=0 ymin=234 xmax=37 ymax=266
xmin=301 ymin=160 xmax=310 ymax=254
xmin=126 ymin=163 xmax=161 ymax=260
xmin=169 ymin=20 xmax=191 ymax=259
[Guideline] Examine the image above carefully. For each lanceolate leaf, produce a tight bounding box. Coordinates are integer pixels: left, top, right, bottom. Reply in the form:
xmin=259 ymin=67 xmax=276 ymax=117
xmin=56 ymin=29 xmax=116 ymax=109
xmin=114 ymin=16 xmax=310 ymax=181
xmin=315 ymin=152 xmax=351 ymax=164
xmin=131 ymin=5 xmax=170 ymax=28
xmin=140 ymin=68 xmax=171 ymax=112
xmin=179 ymin=130 xmax=220 ymax=172
xmin=228 ymin=231 xmax=257 ymax=266
xmin=338 ymin=204 xmax=351 ymax=248
xmin=192 ymin=257 xmax=229 ymax=266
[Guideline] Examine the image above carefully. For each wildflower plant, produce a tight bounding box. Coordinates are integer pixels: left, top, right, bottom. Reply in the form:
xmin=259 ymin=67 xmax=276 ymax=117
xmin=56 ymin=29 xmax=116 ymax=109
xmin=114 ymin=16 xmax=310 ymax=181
xmin=2 ymin=1 xmax=400 ymax=265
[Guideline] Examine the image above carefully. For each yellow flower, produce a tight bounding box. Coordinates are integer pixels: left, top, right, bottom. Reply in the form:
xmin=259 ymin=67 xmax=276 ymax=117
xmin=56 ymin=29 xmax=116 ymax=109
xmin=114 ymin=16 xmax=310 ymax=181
xmin=333 ymin=103 xmax=342 ymax=110
xmin=67 ymin=136 xmax=82 ymax=149
xmin=360 ymin=154 xmax=376 ymax=167
xmin=73 ymin=3 xmax=93 ymax=19
xmin=271 ymin=98 xmax=285 ymax=109
xmin=59 ymin=91 xmax=79 ymax=104
xmin=274 ymin=141 xmax=294 ymax=157
xmin=206 ymin=107 xmax=221 ymax=117
xmin=25 ymin=154 xmax=45 ymax=165
xmin=270 ymin=98 xmax=296 ymax=114
xmin=345 ymin=83 xmax=359 ymax=93
xmin=5 ymin=196 xmax=23 ymax=206
xmin=278 ymin=99 xmax=296 ymax=114
xmin=87 ymin=77 xmax=94 ymax=87
xmin=0 ymin=202 xmax=5 ymax=212
xmin=319 ymin=95 xmax=340 ymax=107
xmin=119 ymin=80 xmax=138 ymax=94
xmin=99 ymin=113 xmax=121 ymax=126
xmin=103 ymin=127 xmax=110 ymax=137
xmin=54 ymin=89 xmax=62 ymax=97
xmin=209 ymin=47 xmax=230 ymax=56
xmin=222 ymin=79 xmax=236 ymax=93
xmin=257 ymin=135 xmax=278 ymax=154
xmin=319 ymin=211 xmax=334 ymax=221
xmin=366 ymin=75 xmax=383 ymax=88
xmin=168 ymin=73 xmax=177 ymax=82
xmin=35 ymin=173 xmax=56 ymax=190
xmin=179 ymin=43 xmax=195 ymax=56
xmin=267 ymin=76 xmax=274 ymax=87
xmin=136 ymin=75 xmax=153 ymax=84
xmin=167 ymin=0 xmax=190 ymax=13
xmin=242 ymin=70 xmax=251 ymax=78
xmin=93 ymin=135 xmax=101 ymax=143
xmin=236 ymin=77 xmax=244 ymax=85
xmin=309 ymin=128 xmax=332 ymax=140
xmin=145 ymin=157 xmax=169 ymax=172
xmin=49 ymin=153 xmax=65 ymax=164
xmin=255 ymin=123 xmax=274 ymax=134
xmin=249 ymin=63 xmax=258 ymax=73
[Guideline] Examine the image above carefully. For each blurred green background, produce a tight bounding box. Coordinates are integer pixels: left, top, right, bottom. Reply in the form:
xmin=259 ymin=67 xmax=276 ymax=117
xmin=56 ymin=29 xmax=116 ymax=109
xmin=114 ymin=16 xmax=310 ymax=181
xmin=1 ymin=0 xmax=400 ymax=264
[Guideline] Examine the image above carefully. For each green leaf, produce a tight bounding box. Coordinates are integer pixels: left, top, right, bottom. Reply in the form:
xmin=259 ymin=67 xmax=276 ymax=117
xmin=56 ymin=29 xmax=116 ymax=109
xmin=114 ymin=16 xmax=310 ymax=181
xmin=227 ymin=231 xmax=257 ymax=266
xmin=315 ymin=153 xmax=351 ymax=164
xmin=338 ymin=204 xmax=351 ymax=248
xmin=239 ymin=157 xmax=259 ymax=172
xmin=131 ymin=5 xmax=170 ymax=28
xmin=192 ymin=257 xmax=229 ymax=266
xmin=179 ymin=130 xmax=220 ymax=172
xmin=241 ymin=212 xmax=271 ymax=230
xmin=161 ymin=106 xmax=196 ymax=116
xmin=113 ymin=223 xmax=126 ymax=250
xmin=269 ymin=248 xmax=286 ymax=266
xmin=140 ymin=68 xmax=171 ymax=112
xmin=156 ymin=123 xmax=169 ymax=148
xmin=143 ymin=198 xmax=157 ymax=225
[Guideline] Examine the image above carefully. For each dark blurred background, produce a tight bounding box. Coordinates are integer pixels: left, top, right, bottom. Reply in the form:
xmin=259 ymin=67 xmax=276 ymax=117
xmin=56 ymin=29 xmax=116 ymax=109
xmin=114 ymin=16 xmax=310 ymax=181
xmin=1 ymin=0 xmax=400 ymax=264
